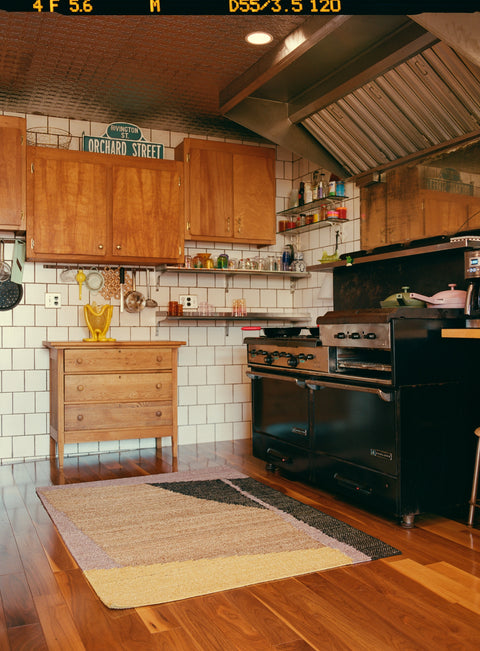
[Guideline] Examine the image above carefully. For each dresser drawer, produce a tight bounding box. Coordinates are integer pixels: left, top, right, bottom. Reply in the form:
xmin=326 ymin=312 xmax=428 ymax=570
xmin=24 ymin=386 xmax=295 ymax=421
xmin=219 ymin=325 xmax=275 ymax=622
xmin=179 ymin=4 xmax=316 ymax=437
xmin=64 ymin=348 xmax=172 ymax=373
xmin=65 ymin=401 xmax=173 ymax=431
xmin=64 ymin=372 xmax=172 ymax=402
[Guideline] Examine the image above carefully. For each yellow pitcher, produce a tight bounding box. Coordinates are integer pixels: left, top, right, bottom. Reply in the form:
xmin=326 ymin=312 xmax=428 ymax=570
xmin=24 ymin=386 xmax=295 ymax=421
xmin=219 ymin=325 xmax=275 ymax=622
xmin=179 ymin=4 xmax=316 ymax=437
xmin=83 ymin=302 xmax=115 ymax=342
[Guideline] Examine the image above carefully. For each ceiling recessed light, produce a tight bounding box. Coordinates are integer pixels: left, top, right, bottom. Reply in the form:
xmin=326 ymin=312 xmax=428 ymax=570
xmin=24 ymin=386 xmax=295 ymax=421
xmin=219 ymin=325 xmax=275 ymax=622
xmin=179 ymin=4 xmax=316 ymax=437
xmin=246 ymin=31 xmax=273 ymax=45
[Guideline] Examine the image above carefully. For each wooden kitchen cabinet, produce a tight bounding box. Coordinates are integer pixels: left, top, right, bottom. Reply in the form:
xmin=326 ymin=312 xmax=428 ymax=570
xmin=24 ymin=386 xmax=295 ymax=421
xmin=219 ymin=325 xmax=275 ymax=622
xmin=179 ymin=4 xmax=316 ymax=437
xmin=175 ymin=138 xmax=276 ymax=245
xmin=27 ymin=147 xmax=184 ymax=265
xmin=0 ymin=116 xmax=26 ymax=231
xmin=360 ymin=164 xmax=480 ymax=250
xmin=44 ymin=341 xmax=185 ymax=468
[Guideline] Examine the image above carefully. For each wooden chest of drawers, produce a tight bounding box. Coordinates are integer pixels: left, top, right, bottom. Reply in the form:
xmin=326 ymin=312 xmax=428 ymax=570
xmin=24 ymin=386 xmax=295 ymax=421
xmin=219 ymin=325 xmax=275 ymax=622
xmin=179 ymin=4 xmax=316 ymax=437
xmin=44 ymin=341 xmax=185 ymax=467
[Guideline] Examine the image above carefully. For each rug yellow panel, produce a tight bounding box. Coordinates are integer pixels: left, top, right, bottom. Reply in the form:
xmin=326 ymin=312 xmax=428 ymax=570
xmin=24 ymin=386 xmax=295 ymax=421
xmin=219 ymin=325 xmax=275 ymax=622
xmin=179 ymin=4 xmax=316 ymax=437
xmin=85 ymin=547 xmax=353 ymax=609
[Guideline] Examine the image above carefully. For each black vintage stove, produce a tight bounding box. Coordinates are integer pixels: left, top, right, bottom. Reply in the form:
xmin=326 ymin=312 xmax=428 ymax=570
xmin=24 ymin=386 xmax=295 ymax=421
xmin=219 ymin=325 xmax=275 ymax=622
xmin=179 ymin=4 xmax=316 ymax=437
xmin=245 ymin=307 xmax=476 ymax=527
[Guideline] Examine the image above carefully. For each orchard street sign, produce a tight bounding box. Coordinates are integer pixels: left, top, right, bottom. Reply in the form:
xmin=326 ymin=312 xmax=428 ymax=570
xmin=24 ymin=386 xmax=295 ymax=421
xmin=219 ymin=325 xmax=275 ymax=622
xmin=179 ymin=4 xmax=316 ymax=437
xmin=82 ymin=122 xmax=164 ymax=159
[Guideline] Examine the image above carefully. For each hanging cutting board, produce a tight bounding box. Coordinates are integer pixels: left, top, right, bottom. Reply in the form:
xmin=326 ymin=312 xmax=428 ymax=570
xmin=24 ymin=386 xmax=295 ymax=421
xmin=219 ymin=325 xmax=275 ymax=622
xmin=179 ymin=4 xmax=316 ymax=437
xmin=11 ymin=239 xmax=25 ymax=284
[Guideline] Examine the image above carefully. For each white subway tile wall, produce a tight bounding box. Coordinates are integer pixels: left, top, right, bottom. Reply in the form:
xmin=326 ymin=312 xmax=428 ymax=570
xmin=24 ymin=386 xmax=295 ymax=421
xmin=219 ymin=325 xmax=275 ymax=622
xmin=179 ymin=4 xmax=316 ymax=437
xmin=0 ymin=111 xmax=361 ymax=464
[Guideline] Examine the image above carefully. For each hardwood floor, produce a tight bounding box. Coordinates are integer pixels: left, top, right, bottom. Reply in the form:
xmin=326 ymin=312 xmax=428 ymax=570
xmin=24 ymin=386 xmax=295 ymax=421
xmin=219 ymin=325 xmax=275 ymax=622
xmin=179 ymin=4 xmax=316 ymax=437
xmin=1 ymin=439 xmax=479 ymax=650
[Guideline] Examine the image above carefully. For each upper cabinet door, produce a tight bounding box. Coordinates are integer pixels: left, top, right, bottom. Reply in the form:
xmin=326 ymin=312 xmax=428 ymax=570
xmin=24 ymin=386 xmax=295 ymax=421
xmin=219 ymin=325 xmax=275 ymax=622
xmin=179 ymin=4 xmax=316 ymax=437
xmin=233 ymin=150 xmax=276 ymax=244
xmin=186 ymin=146 xmax=233 ymax=240
xmin=111 ymin=159 xmax=184 ymax=264
xmin=0 ymin=116 xmax=27 ymax=231
xmin=27 ymin=147 xmax=109 ymax=260
xmin=177 ymin=138 xmax=276 ymax=245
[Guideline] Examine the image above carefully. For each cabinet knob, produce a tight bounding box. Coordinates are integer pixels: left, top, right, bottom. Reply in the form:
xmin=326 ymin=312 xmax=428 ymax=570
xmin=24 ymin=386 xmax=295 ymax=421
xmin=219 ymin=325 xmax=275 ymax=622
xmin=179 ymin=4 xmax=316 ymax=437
xmin=155 ymin=410 xmax=162 ymax=417
xmin=77 ymin=385 xmax=84 ymax=392
xmin=116 ymin=244 xmax=122 ymax=250
xmin=98 ymin=244 xmax=104 ymax=250
xmin=77 ymin=414 xmax=84 ymax=421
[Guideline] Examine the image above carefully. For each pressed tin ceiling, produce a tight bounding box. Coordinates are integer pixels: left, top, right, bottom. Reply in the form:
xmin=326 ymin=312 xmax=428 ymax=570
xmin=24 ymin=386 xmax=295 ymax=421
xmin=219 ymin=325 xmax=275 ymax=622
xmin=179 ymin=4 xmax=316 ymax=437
xmin=2 ymin=10 xmax=480 ymax=177
xmin=0 ymin=11 xmax=307 ymax=140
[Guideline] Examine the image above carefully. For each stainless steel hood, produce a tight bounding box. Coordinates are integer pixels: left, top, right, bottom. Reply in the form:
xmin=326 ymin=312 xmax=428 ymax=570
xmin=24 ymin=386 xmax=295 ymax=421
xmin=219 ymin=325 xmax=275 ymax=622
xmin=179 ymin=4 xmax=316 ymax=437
xmin=220 ymin=13 xmax=480 ymax=180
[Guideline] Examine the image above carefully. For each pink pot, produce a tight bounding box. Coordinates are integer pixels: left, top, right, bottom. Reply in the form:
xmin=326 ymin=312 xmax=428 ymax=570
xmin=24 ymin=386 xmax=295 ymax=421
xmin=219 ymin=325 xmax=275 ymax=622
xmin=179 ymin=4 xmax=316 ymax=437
xmin=409 ymin=283 xmax=466 ymax=309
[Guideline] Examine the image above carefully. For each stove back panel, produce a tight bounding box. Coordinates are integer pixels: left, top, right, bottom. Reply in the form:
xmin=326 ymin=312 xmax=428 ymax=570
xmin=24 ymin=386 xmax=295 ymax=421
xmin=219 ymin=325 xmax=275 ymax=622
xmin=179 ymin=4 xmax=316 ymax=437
xmin=333 ymin=249 xmax=465 ymax=311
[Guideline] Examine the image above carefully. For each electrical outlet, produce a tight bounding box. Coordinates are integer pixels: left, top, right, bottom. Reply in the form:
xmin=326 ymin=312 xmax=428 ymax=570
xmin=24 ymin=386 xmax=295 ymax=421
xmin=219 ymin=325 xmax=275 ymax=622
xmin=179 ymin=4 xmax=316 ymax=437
xmin=179 ymin=294 xmax=198 ymax=309
xmin=45 ymin=293 xmax=62 ymax=308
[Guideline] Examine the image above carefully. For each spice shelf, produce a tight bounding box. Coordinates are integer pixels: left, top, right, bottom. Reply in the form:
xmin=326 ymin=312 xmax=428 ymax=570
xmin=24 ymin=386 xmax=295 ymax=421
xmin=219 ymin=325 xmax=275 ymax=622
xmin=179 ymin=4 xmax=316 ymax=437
xmin=277 ymin=218 xmax=348 ymax=235
xmin=277 ymin=195 xmax=349 ymax=217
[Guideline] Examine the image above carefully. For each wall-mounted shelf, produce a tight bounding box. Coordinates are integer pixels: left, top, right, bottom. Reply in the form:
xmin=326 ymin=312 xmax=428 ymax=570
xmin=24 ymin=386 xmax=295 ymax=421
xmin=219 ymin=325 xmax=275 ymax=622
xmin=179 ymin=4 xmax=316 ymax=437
xmin=156 ymin=311 xmax=310 ymax=335
xmin=156 ymin=265 xmax=310 ymax=293
xmin=308 ymin=236 xmax=480 ymax=272
xmin=277 ymin=218 xmax=348 ymax=236
xmin=277 ymin=195 xmax=349 ymax=217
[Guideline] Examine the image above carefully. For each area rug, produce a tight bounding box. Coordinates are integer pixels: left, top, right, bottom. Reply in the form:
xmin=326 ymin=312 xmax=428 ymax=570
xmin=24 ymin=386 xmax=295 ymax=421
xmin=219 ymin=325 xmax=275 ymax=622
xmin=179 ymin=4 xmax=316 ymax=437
xmin=36 ymin=467 xmax=400 ymax=609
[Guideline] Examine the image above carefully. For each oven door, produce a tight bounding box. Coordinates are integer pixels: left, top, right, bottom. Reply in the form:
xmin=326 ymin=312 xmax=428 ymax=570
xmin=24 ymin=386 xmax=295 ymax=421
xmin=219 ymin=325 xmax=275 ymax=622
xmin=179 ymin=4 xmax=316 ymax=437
xmin=248 ymin=371 xmax=311 ymax=477
xmin=307 ymin=379 xmax=399 ymax=515
xmin=307 ymin=380 xmax=398 ymax=475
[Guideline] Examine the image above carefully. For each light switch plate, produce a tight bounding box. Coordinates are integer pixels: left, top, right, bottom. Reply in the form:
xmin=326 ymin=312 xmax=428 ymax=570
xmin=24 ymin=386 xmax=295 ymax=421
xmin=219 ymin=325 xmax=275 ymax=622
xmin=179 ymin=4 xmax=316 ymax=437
xmin=45 ymin=293 xmax=62 ymax=308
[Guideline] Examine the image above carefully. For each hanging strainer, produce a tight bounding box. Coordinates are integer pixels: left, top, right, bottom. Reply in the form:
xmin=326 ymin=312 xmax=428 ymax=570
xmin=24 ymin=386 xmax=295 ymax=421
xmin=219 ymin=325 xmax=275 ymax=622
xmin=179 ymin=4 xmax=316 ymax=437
xmin=0 ymin=241 xmax=11 ymax=282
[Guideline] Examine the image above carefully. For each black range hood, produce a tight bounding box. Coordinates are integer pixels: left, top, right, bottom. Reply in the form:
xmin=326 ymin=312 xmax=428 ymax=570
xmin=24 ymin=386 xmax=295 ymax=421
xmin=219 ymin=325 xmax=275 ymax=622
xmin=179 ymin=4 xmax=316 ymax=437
xmin=220 ymin=13 xmax=480 ymax=181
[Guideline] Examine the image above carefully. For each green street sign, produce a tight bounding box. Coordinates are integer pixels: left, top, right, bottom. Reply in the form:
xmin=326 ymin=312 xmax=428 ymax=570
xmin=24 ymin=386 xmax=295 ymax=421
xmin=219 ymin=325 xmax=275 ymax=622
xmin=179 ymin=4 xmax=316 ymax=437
xmin=83 ymin=122 xmax=163 ymax=159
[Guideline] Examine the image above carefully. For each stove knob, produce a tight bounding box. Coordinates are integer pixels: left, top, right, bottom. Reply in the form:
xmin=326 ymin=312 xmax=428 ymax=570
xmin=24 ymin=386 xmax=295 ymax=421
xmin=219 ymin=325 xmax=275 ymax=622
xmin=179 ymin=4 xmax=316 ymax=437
xmin=298 ymin=354 xmax=306 ymax=361
xmin=265 ymin=354 xmax=274 ymax=365
xmin=287 ymin=355 xmax=299 ymax=368
xmin=250 ymin=349 xmax=257 ymax=356
xmin=278 ymin=351 xmax=288 ymax=357
xmin=334 ymin=332 xmax=346 ymax=339
xmin=349 ymin=332 xmax=361 ymax=339
xmin=364 ymin=333 xmax=377 ymax=339
xmin=272 ymin=351 xmax=280 ymax=358
xmin=306 ymin=354 xmax=314 ymax=360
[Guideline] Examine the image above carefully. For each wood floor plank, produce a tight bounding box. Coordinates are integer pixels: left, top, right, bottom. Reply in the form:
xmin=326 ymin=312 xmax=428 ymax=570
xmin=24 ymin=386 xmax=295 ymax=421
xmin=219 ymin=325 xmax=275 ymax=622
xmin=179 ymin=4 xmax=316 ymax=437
xmin=7 ymin=507 xmax=65 ymax=599
xmin=417 ymin=516 xmax=480 ymax=550
xmin=248 ymin=577 xmax=365 ymax=651
xmin=225 ymin=586 xmax=303 ymax=648
xmin=0 ymin=596 xmax=12 ymax=651
xmin=166 ymin=596 xmax=265 ymax=651
xmin=7 ymin=623 xmax=48 ymax=650
xmin=135 ymin=604 xmax=183 ymax=634
xmin=32 ymin=592 xmax=86 ymax=651
xmin=390 ymin=558 xmax=480 ymax=615
xmin=428 ymin=560 xmax=480 ymax=592
xmin=0 ymin=572 xmax=39 ymax=628
xmin=186 ymin=591 xmax=276 ymax=650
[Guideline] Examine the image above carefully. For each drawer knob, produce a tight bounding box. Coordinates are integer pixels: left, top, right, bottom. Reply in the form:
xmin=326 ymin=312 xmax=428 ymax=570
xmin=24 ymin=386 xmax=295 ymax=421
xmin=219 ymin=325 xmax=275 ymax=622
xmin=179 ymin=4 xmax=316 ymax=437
xmin=156 ymin=356 xmax=163 ymax=363
xmin=156 ymin=383 xmax=162 ymax=389
xmin=98 ymin=244 xmax=104 ymax=250
xmin=116 ymin=244 xmax=122 ymax=250
xmin=155 ymin=411 xmax=162 ymax=417
xmin=76 ymin=358 xmax=83 ymax=365
xmin=77 ymin=414 xmax=84 ymax=421
xmin=77 ymin=385 xmax=84 ymax=392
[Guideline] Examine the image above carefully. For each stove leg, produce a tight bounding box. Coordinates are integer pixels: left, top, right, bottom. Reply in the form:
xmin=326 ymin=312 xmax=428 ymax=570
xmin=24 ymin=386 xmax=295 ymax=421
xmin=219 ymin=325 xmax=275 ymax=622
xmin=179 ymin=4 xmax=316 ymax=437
xmin=401 ymin=513 xmax=415 ymax=528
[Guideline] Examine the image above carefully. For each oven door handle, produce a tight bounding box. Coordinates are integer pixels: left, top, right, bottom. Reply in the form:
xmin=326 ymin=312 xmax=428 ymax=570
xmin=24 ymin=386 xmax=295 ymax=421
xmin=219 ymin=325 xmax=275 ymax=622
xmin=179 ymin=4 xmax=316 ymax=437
xmin=246 ymin=372 xmax=305 ymax=388
xmin=306 ymin=380 xmax=393 ymax=402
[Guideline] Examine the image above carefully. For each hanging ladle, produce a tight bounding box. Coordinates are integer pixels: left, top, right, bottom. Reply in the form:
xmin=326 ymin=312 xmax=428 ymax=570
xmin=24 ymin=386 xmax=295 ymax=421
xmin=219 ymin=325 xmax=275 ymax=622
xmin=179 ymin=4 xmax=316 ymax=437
xmin=145 ymin=269 xmax=158 ymax=308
